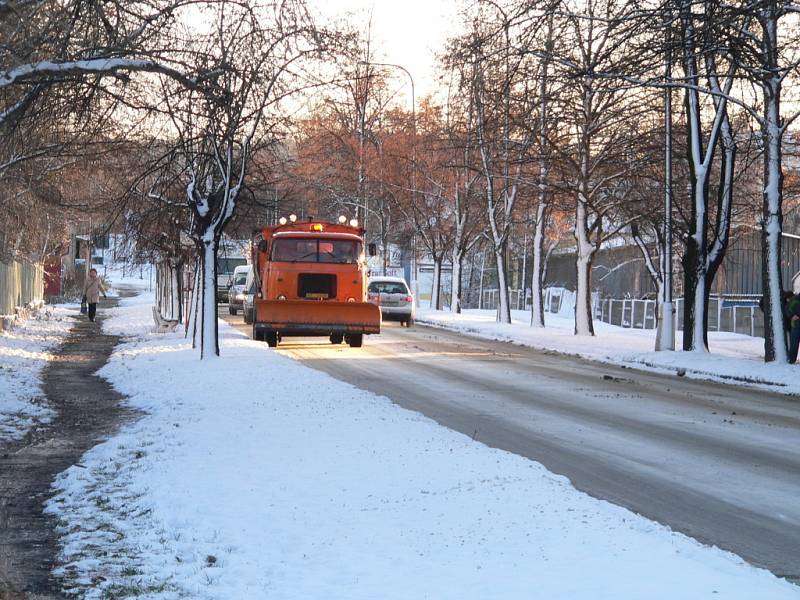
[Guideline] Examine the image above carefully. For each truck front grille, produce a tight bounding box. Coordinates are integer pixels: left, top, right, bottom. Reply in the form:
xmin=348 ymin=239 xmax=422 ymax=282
xmin=298 ymin=273 xmax=337 ymax=299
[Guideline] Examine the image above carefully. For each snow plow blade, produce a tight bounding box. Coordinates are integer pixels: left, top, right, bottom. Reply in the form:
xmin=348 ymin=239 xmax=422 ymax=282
xmin=254 ymin=300 xmax=381 ymax=335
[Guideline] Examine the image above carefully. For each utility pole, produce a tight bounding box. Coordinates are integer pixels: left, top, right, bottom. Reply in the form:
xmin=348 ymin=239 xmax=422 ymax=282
xmin=656 ymin=5 xmax=676 ymax=351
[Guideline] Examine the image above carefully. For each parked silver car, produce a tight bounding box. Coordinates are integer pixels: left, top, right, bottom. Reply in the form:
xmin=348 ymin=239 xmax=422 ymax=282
xmin=243 ymin=279 xmax=257 ymax=324
xmin=368 ymin=276 xmax=415 ymax=326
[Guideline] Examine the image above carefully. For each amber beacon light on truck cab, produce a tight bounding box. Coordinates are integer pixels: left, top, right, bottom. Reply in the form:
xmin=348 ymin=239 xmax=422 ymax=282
xmin=250 ymin=215 xmax=382 ymax=348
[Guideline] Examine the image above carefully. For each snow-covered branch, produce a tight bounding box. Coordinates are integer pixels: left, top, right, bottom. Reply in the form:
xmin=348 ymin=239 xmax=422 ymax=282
xmin=0 ymin=58 xmax=209 ymax=91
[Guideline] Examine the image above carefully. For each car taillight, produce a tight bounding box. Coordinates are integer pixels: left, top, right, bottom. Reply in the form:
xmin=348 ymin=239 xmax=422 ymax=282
xmin=404 ymin=296 xmax=413 ymax=302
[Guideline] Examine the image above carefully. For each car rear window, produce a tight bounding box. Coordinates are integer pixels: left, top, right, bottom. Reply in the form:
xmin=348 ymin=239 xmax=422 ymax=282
xmin=368 ymin=281 xmax=409 ymax=294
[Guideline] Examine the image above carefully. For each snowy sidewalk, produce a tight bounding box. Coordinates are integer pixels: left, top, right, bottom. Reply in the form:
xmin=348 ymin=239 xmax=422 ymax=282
xmin=45 ymin=294 xmax=800 ymax=599
xmin=417 ymin=307 xmax=800 ymax=395
xmin=0 ymin=305 xmax=76 ymax=442
xmin=0 ymin=295 xmax=130 ymax=596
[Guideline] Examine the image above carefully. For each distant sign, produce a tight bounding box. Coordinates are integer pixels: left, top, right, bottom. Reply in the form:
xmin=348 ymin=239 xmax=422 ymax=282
xmin=721 ymin=299 xmax=758 ymax=308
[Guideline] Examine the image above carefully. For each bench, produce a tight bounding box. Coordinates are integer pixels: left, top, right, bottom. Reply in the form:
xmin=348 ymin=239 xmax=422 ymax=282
xmin=151 ymin=306 xmax=179 ymax=333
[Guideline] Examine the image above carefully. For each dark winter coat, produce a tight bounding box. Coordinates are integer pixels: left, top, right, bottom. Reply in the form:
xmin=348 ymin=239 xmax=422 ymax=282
xmin=786 ymin=294 xmax=800 ymax=329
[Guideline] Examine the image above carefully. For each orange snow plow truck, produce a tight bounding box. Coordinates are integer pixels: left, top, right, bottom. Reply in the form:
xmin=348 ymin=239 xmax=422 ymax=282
xmin=251 ymin=217 xmax=381 ymax=348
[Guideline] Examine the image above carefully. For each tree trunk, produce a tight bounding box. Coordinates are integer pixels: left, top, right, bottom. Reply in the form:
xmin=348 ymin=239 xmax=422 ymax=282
xmin=530 ymin=201 xmax=547 ymax=328
xmin=682 ymin=161 xmax=711 ymax=352
xmin=531 ymin=14 xmax=552 ymax=328
xmin=690 ymin=262 xmax=708 ymax=352
xmin=155 ymin=263 xmax=163 ymax=316
xmin=762 ymin=72 xmax=786 ymax=362
xmin=681 ymin=223 xmax=710 ymax=353
xmin=187 ymin=256 xmax=201 ymax=343
xmin=465 ymin=252 xmax=476 ymax=309
xmin=198 ymin=238 xmax=220 ymax=358
xmin=703 ymin=111 xmax=736 ymax=350
xmin=173 ymin=260 xmax=183 ymax=323
xmin=478 ymin=249 xmax=486 ymax=310
xmin=382 ymin=231 xmax=389 ymax=276
xmin=431 ymin=257 xmax=442 ymax=311
xmin=573 ymin=199 xmax=594 ymax=336
xmin=494 ymin=244 xmax=511 ymax=323
xmin=574 ymin=254 xmax=594 ymax=336
xmin=450 ymin=249 xmax=463 ymax=313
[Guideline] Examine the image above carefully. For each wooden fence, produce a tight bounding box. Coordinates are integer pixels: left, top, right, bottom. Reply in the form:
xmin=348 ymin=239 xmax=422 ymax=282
xmin=0 ymin=260 xmax=44 ymax=315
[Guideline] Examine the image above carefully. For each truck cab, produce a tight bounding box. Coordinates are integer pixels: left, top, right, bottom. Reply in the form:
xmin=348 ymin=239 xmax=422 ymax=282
xmin=251 ymin=219 xmax=381 ymax=347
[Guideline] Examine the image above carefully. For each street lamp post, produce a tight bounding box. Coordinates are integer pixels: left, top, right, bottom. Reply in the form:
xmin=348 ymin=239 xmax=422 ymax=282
xmin=358 ymin=60 xmax=417 ymax=301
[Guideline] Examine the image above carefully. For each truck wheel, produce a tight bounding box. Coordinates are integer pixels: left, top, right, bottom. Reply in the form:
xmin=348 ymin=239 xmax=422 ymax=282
xmin=253 ymin=324 xmax=262 ymax=341
xmin=347 ymin=333 xmax=363 ymax=348
xmin=330 ymin=333 xmax=344 ymax=344
xmin=266 ymin=332 xmax=279 ymax=348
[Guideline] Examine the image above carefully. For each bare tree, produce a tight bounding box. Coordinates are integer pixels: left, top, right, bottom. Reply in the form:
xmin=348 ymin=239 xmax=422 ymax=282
xmin=549 ymin=0 xmax=647 ymax=336
xmin=151 ymin=0 xmax=323 ymax=358
xmin=450 ymin=7 xmax=537 ymax=323
xmin=722 ymin=0 xmax=800 ymax=362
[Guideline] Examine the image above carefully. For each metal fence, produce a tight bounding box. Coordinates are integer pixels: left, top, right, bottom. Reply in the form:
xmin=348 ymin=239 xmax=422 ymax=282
xmin=480 ymin=288 xmax=530 ymax=311
xmin=0 ymin=260 xmax=44 ymax=315
xmin=595 ymin=298 xmax=657 ymax=329
xmin=478 ymin=286 xmax=765 ymax=337
xmin=675 ymin=295 xmax=763 ymax=338
xmin=480 ymin=287 xmax=581 ymax=315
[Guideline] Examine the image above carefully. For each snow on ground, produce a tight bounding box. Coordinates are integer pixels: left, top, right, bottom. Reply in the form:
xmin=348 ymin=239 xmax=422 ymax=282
xmin=44 ymin=297 xmax=799 ymax=599
xmin=101 ymin=261 xmax=154 ymax=295
xmin=0 ymin=306 xmax=75 ymax=441
xmin=417 ymin=307 xmax=800 ymax=395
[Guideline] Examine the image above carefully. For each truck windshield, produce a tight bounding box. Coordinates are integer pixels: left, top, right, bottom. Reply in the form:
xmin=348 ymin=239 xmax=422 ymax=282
xmin=272 ymin=239 xmax=361 ymax=264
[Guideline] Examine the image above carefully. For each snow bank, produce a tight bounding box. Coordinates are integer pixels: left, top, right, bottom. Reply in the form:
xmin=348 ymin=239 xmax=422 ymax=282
xmin=0 ymin=306 xmax=75 ymax=441
xmin=417 ymin=308 xmax=799 ymax=395
xmin=46 ymin=299 xmax=799 ymax=599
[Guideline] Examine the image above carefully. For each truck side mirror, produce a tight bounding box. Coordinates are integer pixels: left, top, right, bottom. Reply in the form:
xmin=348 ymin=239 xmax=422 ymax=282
xmin=258 ymin=239 xmax=268 ymax=252
xmin=368 ymin=243 xmax=377 ymax=256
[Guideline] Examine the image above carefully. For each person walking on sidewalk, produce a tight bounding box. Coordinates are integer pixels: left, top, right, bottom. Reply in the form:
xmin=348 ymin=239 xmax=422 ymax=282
xmin=787 ymin=291 xmax=800 ymax=364
xmin=82 ymin=268 xmax=107 ymax=323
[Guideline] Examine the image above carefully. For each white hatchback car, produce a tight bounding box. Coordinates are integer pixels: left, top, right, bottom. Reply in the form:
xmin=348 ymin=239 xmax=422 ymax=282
xmin=368 ymin=276 xmax=415 ymax=327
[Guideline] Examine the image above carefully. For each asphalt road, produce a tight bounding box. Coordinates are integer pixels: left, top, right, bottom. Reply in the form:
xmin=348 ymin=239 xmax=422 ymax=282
xmin=222 ymin=310 xmax=800 ymax=581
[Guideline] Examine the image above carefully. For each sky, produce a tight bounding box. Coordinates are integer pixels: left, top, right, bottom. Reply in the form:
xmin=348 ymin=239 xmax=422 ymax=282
xmin=307 ymin=0 xmax=464 ymax=100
